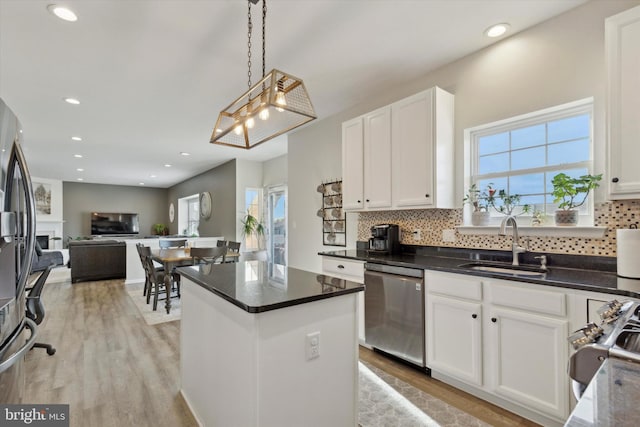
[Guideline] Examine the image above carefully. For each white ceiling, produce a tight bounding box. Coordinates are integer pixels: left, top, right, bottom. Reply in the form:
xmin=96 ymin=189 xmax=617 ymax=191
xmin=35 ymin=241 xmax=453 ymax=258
xmin=0 ymin=0 xmax=588 ymax=188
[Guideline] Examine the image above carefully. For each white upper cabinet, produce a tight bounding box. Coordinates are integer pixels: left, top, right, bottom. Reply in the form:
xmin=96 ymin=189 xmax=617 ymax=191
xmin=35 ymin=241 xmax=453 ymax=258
xmin=342 ymin=86 xmax=455 ymax=212
xmin=607 ymin=6 xmax=640 ymax=199
xmin=341 ymin=118 xmax=364 ymax=210
xmin=392 ymin=88 xmax=454 ymax=209
xmin=363 ymin=107 xmax=392 ymax=209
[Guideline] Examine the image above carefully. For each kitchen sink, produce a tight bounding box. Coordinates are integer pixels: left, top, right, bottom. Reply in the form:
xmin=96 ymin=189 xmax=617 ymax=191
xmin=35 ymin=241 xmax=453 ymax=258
xmin=458 ymin=263 xmax=546 ymax=278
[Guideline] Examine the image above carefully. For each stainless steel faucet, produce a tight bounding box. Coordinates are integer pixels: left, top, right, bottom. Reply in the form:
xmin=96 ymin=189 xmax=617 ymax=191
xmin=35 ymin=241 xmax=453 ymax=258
xmin=499 ymin=215 xmax=527 ymax=266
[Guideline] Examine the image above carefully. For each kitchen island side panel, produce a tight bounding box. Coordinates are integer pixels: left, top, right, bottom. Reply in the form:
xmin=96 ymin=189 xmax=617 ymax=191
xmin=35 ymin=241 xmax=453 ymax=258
xmin=180 ymin=277 xmax=358 ymax=427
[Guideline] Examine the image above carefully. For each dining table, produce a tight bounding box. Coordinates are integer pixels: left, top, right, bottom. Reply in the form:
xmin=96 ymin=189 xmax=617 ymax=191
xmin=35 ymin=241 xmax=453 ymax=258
xmin=150 ymin=248 xmax=241 ymax=313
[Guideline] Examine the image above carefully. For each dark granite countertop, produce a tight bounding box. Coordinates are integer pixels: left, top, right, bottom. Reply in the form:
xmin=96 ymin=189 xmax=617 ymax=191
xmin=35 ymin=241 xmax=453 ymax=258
xmin=320 ymin=246 xmax=640 ymax=298
xmin=176 ymin=260 xmax=364 ymax=313
xmin=565 ymin=358 xmax=640 ymax=426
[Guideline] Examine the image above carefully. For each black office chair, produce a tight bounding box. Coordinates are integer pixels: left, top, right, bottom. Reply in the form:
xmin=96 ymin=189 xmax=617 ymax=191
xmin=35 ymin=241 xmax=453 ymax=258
xmin=26 ymin=264 xmax=56 ymax=356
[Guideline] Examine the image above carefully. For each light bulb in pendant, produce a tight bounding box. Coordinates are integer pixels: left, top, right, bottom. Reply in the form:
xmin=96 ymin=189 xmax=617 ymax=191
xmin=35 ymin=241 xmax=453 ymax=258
xmin=234 ymin=124 xmax=243 ymax=135
xmin=246 ymin=116 xmax=255 ymax=129
xmin=259 ymin=108 xmax=269 ymax=121
xmin=275 ymin=91 xmax=287 ymax=112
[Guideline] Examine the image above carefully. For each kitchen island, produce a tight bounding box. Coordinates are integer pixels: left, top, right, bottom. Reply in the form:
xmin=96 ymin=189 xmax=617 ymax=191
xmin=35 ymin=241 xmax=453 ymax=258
xmin=176 ymin=261 xmax=364 ymax=427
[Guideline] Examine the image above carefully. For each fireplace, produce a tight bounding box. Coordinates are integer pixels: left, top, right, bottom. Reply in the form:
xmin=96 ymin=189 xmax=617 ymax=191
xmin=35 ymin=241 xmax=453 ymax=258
xmin=36 ymin=235 xmax=49 ymax=249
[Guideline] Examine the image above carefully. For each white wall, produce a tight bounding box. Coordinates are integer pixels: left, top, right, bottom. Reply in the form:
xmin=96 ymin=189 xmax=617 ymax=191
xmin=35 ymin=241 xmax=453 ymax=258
xmin=263 ymin=154 xmax=288 ymax=188
xmin=235 ymin=159 xmax=264 ymax=242
xmin=287 ymin=0 xmax=640 ymax=273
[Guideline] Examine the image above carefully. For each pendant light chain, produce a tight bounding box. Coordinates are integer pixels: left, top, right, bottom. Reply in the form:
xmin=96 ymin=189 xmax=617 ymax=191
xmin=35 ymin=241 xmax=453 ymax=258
xmin=247 ymin=1 xmax=253 ymax=89
xmin=262 ymin=0 xmax=266 ymax=80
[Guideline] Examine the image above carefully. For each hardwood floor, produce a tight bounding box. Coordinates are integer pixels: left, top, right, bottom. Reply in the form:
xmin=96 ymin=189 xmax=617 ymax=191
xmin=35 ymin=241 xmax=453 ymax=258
xmin=24 ymin=277 xmax=197 ymax=427
xmin=26 ymin=276 xmax=538 ymax=426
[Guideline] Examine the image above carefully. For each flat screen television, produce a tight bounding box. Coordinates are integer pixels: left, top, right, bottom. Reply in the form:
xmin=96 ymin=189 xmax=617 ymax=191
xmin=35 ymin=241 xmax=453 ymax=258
xmin=91 ymin=212 xmax=139 ymax=235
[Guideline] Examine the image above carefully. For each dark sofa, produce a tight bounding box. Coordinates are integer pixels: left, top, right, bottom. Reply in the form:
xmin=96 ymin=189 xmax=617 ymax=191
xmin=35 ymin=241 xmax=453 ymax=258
xmin=68 ymin=240 xmax=126 ymax=283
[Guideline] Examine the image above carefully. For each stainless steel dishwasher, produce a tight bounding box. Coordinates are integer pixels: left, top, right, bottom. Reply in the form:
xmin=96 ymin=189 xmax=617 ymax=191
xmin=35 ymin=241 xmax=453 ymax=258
xmin=364 ymin=262 xmax=425 ymax=368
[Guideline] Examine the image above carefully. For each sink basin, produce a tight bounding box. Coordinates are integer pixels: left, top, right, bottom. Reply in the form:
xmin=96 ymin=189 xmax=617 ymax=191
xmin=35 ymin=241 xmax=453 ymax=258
xmin=458 ymin=263 xmax=546 ymax=278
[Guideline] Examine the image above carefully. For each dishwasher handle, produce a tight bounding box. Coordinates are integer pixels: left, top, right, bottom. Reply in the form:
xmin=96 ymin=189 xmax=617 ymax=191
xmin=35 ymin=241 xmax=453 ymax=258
xmin=365 ymin=262 xmax=424 ymax=279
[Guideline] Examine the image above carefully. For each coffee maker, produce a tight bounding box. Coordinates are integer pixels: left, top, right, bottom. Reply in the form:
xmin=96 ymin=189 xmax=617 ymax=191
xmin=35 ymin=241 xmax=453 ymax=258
xmin=368 ymin=224 xmax=400 ymax=254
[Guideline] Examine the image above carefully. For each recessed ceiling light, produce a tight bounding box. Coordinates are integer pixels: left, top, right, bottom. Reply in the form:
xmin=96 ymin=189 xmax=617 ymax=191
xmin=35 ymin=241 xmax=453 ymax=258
xmin=64 ymin=97 xmax=80 ymax=105
xmin=71 ymin=136 xmax=82 ymax=141
xmin=77 ymin=178 xmax=83 ymax=181
xmin=180 ymin=152 xmax=190 ymax=156
xmin=47 ymin=5 xmax=78 ymax=22
xmin=150 ymin=175 xmax=157 ymax=178
xmin=485 ymin=23 xmax=510 ymax=38
xmin=139 ymin=182 xmax=145 ymax=186
xmin=74 ymin=154 xmax=83 ymax=158
xmin=164 ymin=164 xmax=172 ymax=168
xmin=76 ymin=168 xmax=84 ymax=172
xmin=19 ymin=130 xmax=23 ymax=134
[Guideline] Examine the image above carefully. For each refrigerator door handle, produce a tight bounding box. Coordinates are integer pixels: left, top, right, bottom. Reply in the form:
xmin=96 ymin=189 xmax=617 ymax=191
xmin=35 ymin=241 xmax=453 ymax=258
xmin=0 ymin=318 xmax=37 ymax=374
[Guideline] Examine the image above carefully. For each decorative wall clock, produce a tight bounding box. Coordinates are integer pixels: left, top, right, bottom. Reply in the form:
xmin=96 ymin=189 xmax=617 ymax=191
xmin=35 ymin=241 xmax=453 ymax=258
xmin=200 ymin=192 xmax=212 ymax=219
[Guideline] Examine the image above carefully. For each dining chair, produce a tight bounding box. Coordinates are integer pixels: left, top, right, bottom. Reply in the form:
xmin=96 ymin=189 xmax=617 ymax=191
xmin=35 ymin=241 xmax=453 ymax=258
xmin=142 ymin=254 xmax=180 ymax=311
xmin=190 ymin=246 xmax=227 ymax=265
xmin=136 ymin=243 xmax=164 ymax=300
xmin=216 ymin=240 xmax=227 ymax=248
xmin=159 ymin=239 xmax=187 ymax=249
xmin=226 ymin=241 xmax=241 ymax=263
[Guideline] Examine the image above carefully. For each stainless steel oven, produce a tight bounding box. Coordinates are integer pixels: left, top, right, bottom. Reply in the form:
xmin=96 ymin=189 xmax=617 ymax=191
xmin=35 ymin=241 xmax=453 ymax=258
xmin=364 ymin=262 xmax=425 ymax=368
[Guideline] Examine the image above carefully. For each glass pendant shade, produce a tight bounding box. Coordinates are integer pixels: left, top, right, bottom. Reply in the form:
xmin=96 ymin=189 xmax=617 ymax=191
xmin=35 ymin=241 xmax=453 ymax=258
xmin=211 ymin=69 xmax=316 ymax=149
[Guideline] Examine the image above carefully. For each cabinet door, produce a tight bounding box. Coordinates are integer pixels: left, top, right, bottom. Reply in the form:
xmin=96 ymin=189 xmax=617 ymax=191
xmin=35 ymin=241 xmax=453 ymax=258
xmin=341 ymin=118 xmax=364 ymax=210
xmin=487 ymin=307 xmax=569 ymax=420
xmin=427 ymin=294 xmax=482 ymax=386
xmin=607 ymin=6 xmax=640 ymax=198
xmin=363 ymin=107 xmax=392 ymax=209
xmin=392 ymin=90 xmax=434 ymax=208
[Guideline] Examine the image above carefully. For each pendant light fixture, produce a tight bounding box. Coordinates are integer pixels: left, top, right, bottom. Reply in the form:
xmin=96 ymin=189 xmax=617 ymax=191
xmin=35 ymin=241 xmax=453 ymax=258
xmin=210 ymin=0 xmax=316 ymax=149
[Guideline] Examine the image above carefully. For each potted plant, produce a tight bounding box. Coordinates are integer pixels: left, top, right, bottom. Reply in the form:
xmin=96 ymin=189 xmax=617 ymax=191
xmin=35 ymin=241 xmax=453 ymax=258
xmin=241 ymin=211 xmax=265 ymax=250
xmin=463 ymin=183 xmax=494 ymax=226
xmin=153 ymin=223 xmax=168 ymax=236
xmin=551 ymin=173 xmax=602 ymax=226
xmin=487 ymin=188 xmax=531 ymax=217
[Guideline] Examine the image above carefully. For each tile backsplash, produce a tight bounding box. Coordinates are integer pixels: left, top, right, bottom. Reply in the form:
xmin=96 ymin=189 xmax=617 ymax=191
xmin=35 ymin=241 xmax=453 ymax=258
xmin=357 ymin=200 xmax=640 ymax=257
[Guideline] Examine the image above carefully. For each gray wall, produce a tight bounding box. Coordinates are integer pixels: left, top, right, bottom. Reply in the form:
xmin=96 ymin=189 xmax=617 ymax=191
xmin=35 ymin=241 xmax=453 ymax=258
xmin=167 ymin=159 xmax=236 ymax=240
xmin=63 ymin=182 xmax=168 ymax=240
xmin=287 ymin=0 xmax=640 ymax=273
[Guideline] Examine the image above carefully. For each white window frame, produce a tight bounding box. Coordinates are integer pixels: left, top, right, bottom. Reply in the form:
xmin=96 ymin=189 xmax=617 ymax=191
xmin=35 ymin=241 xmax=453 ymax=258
xmin=178 ymin=194 xmax=200 ymax=236
xmin=463 ymin=97 xmax=601 ymax=232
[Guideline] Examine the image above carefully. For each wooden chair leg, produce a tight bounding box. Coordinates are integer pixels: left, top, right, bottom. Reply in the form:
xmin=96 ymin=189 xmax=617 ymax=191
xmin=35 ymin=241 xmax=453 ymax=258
xmin=152 ymin=281 xmax=159 ymax=311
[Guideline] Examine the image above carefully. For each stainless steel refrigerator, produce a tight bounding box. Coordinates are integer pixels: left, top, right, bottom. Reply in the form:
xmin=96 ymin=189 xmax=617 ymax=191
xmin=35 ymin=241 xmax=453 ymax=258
xmin=0 ymin=98 xmax=38 ymax=403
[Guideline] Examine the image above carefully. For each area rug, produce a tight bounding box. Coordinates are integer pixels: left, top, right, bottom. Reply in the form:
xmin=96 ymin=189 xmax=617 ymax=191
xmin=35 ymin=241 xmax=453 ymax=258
xmin=359 ymin=361 xmax=490 ymax=427
xmin=126 ymin=285 xmax=181 ymax=325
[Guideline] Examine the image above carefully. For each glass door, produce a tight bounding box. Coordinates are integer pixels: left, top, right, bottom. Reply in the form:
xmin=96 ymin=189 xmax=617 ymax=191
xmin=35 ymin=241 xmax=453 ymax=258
xmin=267 ymin=186 xmax=287 ymax=274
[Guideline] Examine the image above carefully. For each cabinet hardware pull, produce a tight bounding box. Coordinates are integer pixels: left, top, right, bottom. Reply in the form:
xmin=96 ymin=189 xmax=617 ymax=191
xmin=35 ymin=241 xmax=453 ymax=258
xmin=357 ymin=200 xmax=361 ymax=203
xmin=612 ymin=177 xmax=619 ymax=183
xmin=425 ymin=194 xmax=430 ymax=198
xmin=337 ymin=265 xmax=345 ymax=269
xmin=491 ymin=317 xmax=497 ymax=323
xmin=472 ymin=314 xmax=477 ymax=319
xmin=366 ymin=199 xmax=370 ymax=202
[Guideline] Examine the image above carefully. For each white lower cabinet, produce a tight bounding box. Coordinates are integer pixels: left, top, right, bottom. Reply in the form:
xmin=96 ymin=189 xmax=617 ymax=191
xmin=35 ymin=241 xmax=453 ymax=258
xmin=426 ymin=271 xmax=570 ymax=425
xmin=487 ymin=306 xmax=569 ymax=420
xmin=427 ymin=294 xmax=482 ymax=386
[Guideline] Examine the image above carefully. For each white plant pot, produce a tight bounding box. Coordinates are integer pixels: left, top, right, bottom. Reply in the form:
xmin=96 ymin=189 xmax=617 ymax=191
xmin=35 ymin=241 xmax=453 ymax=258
xmin=471 ymin=211 xmax=491 ymax=226
xmin=555 ymin=209 xmax=579 ymax=226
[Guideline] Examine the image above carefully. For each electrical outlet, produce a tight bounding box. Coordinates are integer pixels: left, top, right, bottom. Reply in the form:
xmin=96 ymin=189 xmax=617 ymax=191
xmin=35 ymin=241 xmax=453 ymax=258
xmin=442 ymin=229 xmax=456 ymax=242
xmin=306 ymin=332 xmax=320 ymax=360
xmin=412 ymin=229 xmax=421 ymax=241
